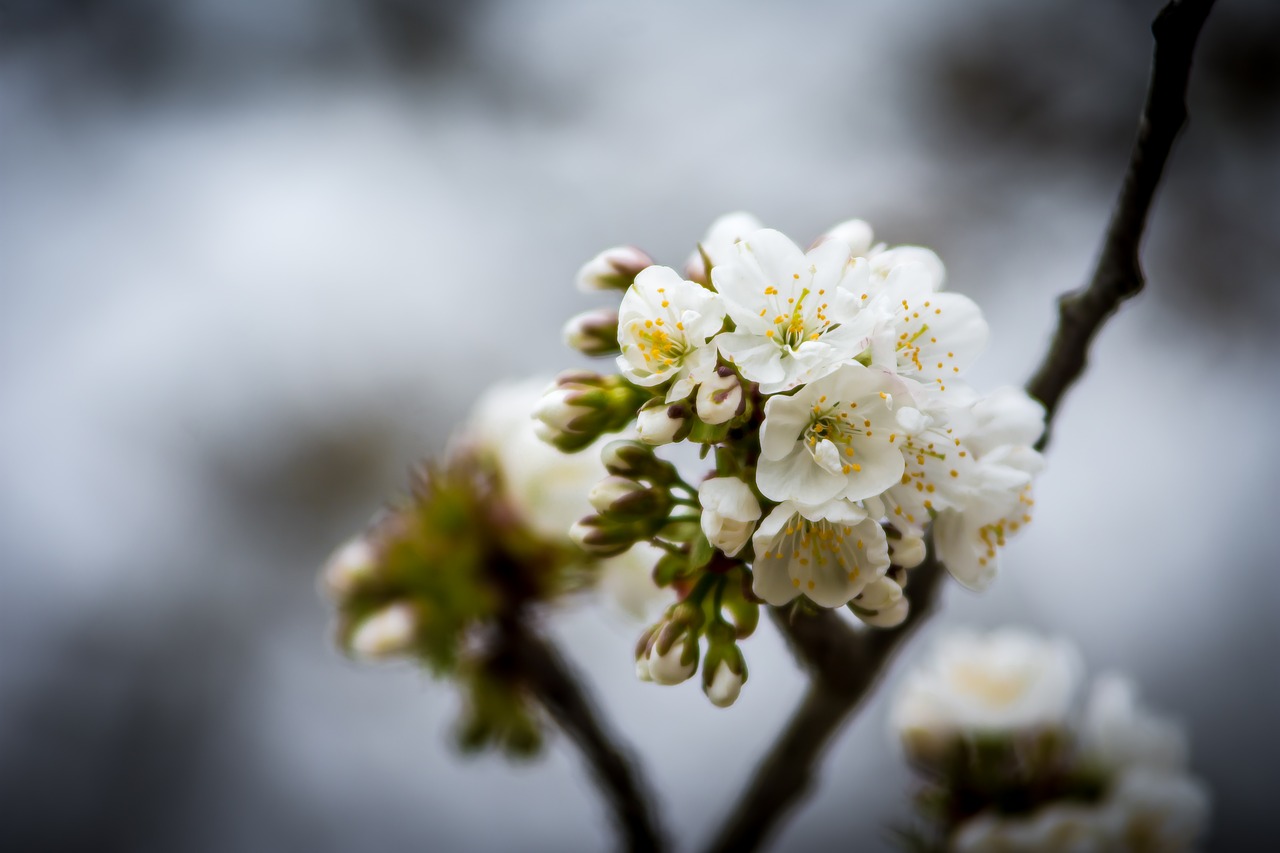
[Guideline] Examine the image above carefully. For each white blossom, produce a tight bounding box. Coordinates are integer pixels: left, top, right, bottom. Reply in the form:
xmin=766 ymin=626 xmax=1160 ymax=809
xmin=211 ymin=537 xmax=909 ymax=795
xmin=698 ymin=477 xmax=762 ymax=557
xmin=751 ymin=498 xmax=890 ymax=608
xmin=891 ymin=629 xmax=1083 ymax=752
xmin=713 ymin=228 xmax=877 ymax=393
xmin=616 ymin=265 xmax=726 ymax=400
xmin=684 ymin=211 xmax=763 ymax=281
xmin=350 ymin=603 xmax=419 ymax=660
xmin=756 ymin=363 xmax=905 ymax=505
xmin=815 ymin=218 xmax=874 ymax=257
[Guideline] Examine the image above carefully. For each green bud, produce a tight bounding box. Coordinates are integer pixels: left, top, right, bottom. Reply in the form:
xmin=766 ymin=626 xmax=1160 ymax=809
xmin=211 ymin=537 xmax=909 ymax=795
xmin=587 ymin=475 xmax=671 ymax=520
xmin=569 ymin=514 xmax=642 ymax=557
xmin=601 ymin=439 xmax=679 ymax=484
xmin=533 ymin=371 xmax=650 ymax=452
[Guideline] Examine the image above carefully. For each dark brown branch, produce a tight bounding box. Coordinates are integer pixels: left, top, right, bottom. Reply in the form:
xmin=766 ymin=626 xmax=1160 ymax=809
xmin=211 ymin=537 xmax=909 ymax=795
xmin=704 ymin=3 xmax=1214 ymax=850
xmin=705 ymin=555 xmax=946 ymax=853
xmin=509 ymin=623 xmax=665 ymax=852
xmin=1027 ymin=0 xmax=1216 ymax=447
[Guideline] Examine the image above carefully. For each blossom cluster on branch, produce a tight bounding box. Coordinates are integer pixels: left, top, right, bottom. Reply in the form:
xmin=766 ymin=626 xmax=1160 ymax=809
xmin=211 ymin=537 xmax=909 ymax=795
xmin=890 ymin=629 xmax=1209 ymax=852
xmin=318 ymin=379 xmax=664 ymax=755
xmin=540 ymin=214 xmax=1047 ymax=705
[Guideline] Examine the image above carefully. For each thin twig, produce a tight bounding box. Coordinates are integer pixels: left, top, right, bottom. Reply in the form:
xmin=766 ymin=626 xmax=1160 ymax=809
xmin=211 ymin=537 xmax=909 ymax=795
xmin=1027 ymin=0 xmax=1216 ymax=448
xmin=703 ymin=2 xmax=1215 ymax=850
xmin=509 ymin=623 xmax=665 ymax=852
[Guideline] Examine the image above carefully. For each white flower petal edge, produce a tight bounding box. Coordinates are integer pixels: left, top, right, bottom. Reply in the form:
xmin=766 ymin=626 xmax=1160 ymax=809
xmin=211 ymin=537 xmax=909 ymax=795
xmin=713 ymin=228 xmax=875 ymax=393
xmin=756 ymin=363 xmax=905 ymax=505
xmin=616 ymin=265 xmax=726 ymax=401
xmin=698 ymin=477 xmax=762 ymax=557
xmin=685 ymin=211 xmax=764 ymax=280
xmin=1081 ymin=673 xmax=1188 ymax=774
xmin=751 ymin=499 xmax=890 ymax=608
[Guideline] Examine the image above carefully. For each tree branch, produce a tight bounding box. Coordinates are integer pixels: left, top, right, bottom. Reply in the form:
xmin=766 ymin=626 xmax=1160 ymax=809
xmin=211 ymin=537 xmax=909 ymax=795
xmin=703 ymin=2 xmax=1215 ymax=849
xmin=1027 ymin=0 xmax=1216 ymax=447
xmin=509 ymin=623 xmax=665 ymax=852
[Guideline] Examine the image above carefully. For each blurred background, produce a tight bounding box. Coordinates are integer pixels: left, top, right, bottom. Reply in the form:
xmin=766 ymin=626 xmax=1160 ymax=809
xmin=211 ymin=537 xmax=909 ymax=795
xmin=2 ymin=0 xmax=1278 ymax=850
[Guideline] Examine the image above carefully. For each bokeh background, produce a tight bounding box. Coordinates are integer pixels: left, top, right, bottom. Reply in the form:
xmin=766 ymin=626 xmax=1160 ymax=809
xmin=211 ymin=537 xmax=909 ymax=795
xmin=2 ymin=0 xmax=1278 ymax=850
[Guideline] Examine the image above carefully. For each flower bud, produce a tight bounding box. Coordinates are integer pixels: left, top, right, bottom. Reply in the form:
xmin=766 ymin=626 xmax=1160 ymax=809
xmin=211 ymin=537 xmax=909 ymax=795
xmin=588 ymin=476 xmax=670 ymax=520
xmin=636 ymin=399 xmax=690 ymax=446
xmin=855 ymin=576 xmax=904 ymax=611
xmin=601 ymin=439 xmax=677 ymax=483
xmin=533 ymin=371 xmax=647 ymax=452
xmin=816 ymin=218 xmax=874 ymax=257
xmin=891 ymin=535 xmax=927 ymax=569
xmin=705 ymin=659 xmax=745 ymax=707
xmin=320 ymin=536 xmax=377 ymax=600
xmin=698 ymin=477 xmax=761 ymax=557
xmin=647 ymin=636 xmax=698 ymax=685
xmin=695 ymin=366 xmax=745 ymax=425
xmin=576 ymin=245 xmax=652 ymax=292
xmin=569 ymin=514 xmax=643 ymax=557
xmin=349 ymin=602 xmax=419 ymax=659
xmin=562 ymin=308 xmax=621 ymax=357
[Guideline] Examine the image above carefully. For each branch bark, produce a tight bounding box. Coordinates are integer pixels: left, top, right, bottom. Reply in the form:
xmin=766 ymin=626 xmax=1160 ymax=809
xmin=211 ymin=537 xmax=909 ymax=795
xmin=1027 ymin=0 xmax=1216 ymax=447
xmin=509 ymin=623 xmax=665 ymax=852
xmin=704 ymin=2 xmax=1215 ymax=850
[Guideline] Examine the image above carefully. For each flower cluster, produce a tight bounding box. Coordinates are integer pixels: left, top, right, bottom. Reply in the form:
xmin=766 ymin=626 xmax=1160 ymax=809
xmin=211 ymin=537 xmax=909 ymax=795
xmin=544 ymin=213 xmax=1045 ymax=704
xmin=890 ymin=629 xmax=1209 ymax=852
xmin=319 ymin=380 xmax=664 ymax=755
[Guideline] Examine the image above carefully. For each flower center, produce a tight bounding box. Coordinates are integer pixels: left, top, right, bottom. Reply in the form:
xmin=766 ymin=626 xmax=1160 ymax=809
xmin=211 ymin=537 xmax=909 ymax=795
xmin=802 ymin=398 xmax=872 ymax=476
xmin=758 ymin=279 xmax=833 ymax=350
xmin=761 ymin=516 xmax=866 ymax=589
xmin=630 ymin=319 xmax=687 ymax=369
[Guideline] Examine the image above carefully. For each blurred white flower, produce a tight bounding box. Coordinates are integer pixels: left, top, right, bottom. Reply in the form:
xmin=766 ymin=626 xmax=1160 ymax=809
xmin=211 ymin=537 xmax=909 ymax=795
xmin=713 ymin=228 xmax=877 ymax=393
xmin=468 ymin=378 xmax=608 ymax=542
xmin=952 ymin=802 xmax=1113 ymax=853
xmin=1081 ymin=674 xmax=1188 ymax=775
xmin=1105 ymin=767 xmax=1210 ymax=852
xmin=697 ymin=476 xmax=761 ymax=557
xmin=756 ymin=363 xmax=904 ymax=504
xmin=598 ymin=541 xmax=673 ymax=622
xmin=751 ymin=498 xmax=889 ymax=608
xmin=616 ymin=265 xmax=725 ymax=400
xmin=891 ymin=628 xmax=1083 ymax=754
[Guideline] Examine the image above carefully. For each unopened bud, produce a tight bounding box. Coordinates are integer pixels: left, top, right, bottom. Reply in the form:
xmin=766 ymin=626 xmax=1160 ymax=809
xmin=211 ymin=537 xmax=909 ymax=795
xmin=588 ymin=476 xmax=670 ymax=520
xmin=705 ymin=659 xmax=745 ymax=707
xmin=534 ymin=371 xmax=647 ymax=452
xmin=562 ymin=308 xmax=620 ymax=357
xmin=350 ymin=602 xmax=419 ymax=659
xmin=601 ymin=439 xmax=677 ymax=483
xmin=695 ymin=366 xmax=745 ymax=425
xmin=891 ymin=535 xmax=927 ymax=569
xmin=636 ymin=399 xmax=690 ymax=446
xmin=569 ymin=514 xmax=641 ymax=557
xmin=320 ymin=536 xmax=377 ymax=600
xmin=647 ymin=636 xmax=699 ymax=685
xmin=576 ymin=246 xmax=652 ymax=292
xmin=855 ymin=576 xmax=904 ymax=611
